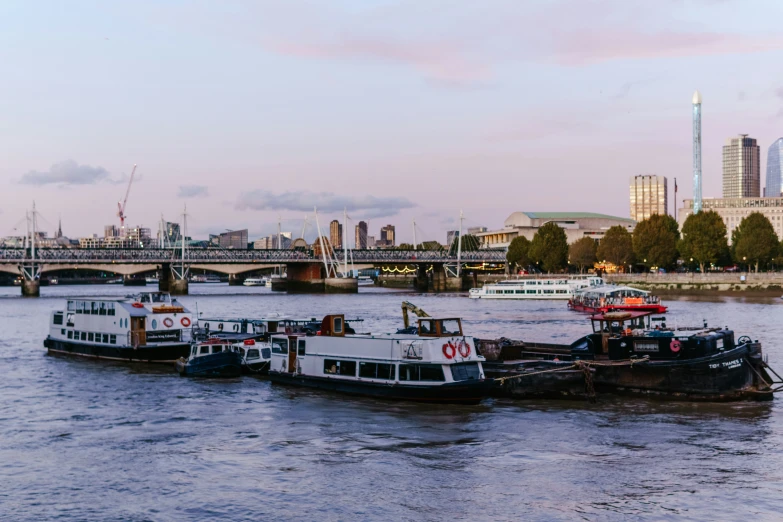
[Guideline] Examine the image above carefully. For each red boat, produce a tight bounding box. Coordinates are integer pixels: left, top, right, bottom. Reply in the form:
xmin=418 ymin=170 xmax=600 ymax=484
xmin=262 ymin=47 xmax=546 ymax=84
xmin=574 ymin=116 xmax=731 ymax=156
xmin=567 ymin=285 xmax=667 ymax=314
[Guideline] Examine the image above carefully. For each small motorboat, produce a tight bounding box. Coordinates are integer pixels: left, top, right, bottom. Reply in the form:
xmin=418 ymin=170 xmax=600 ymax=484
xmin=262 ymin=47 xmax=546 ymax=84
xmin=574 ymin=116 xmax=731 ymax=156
xmin=176 ymin=339 xmax=243 ymax=377
xmin=236 ymin=339 xmax=272 ymax=374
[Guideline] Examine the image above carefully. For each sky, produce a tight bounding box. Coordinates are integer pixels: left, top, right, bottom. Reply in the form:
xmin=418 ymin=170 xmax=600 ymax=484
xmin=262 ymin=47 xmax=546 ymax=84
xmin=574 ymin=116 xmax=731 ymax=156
xmin=2 ymin=0 xmax=783 ymax=245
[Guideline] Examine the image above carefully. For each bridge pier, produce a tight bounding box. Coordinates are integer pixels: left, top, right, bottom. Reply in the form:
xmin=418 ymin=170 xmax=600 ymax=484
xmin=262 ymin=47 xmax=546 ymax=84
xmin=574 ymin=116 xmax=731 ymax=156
xmin=286 ymin=263 xmax=325 ymax=293
xmin=21 ymin=279 xmax=40 ymax=297
xmin=158 ymin=263 xmax=171 ymax=292
xmin=325 ymin=277 xmax=358 ymax=293
xmin=414 ymin=265 xmax=429 ymax=292
xmin=228 ymin=274 xmax=245 ymax=286
xmin=19 ymin=263 xmax=41 ymax=297
xmin=170 ymin=279 xmax=189 ymax=295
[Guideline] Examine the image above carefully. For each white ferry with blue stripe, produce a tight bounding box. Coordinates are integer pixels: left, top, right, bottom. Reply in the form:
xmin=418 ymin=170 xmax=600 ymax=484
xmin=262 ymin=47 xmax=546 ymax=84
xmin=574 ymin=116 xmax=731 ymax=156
xmin=44 ymin=292 xmax=194 ymax=363
xmin=469 ymin=275 xmax=604 ymax=300
xmin=268 ymin=315 xmax=492 ymax=404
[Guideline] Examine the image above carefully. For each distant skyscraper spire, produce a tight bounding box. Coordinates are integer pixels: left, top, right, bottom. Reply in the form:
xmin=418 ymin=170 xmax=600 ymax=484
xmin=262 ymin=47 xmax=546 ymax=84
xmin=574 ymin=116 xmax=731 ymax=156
xmin=56 ymin=215 xmax=63 ymax=239
xmin=692 ymin=90 xmax=702 ymax=214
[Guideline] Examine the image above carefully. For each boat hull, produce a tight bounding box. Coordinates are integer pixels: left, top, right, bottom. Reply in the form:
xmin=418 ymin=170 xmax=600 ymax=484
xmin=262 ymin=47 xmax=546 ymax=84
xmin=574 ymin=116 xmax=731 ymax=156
xmin=176 ymin=352 xmax=243 ymax=378
xmin=591 ymin=343 xmax=772 ymax=401
xmin=568 ymin=302 xmax=668 ymax=314
xmin=242 ymin=360 xmax=270 ymax=375
xmin=269 ymin=373 xmax=492 ymax=404
xmin=44 ymin=338 xmax=190 ymax=363
xmin=484 ymin=361 xmax=591 ymax=399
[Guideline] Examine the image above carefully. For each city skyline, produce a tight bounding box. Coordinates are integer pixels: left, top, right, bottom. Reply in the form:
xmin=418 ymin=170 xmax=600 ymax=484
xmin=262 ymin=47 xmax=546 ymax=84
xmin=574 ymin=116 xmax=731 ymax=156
xmin=4 ymin=1 xmax=783 ymax=243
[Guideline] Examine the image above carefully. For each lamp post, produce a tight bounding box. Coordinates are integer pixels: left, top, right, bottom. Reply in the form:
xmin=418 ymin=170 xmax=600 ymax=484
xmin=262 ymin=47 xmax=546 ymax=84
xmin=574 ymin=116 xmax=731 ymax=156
xmin=743 ymin=256 xmax=747 ymax=273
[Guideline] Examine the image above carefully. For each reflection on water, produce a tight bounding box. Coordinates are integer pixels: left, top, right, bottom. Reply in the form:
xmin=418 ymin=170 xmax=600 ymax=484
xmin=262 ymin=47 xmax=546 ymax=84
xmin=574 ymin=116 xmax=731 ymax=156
xmin=1 ymin=285 xmax=783 ymax=520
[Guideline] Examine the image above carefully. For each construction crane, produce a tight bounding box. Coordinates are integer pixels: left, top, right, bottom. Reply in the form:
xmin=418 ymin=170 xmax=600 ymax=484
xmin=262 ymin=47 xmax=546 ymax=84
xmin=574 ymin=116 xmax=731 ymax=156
xmin=117 ymin=164 xmax=137 ymax=236
xmin=401 ymin=301 xmax=430 ymax=329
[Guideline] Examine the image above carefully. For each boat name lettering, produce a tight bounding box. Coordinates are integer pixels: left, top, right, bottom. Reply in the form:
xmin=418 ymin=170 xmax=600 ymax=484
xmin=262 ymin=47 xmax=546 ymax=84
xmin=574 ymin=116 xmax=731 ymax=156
xmin=709 ymin=359 xmax=742 ymax=370
xmin=634 ymin=341 xmax=659 ymax=352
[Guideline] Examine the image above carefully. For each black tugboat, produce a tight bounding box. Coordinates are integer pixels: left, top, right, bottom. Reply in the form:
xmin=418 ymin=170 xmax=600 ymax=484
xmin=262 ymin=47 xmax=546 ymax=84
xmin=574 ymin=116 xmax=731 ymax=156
xmin=480 ymin=310 xmax=779 ymax=401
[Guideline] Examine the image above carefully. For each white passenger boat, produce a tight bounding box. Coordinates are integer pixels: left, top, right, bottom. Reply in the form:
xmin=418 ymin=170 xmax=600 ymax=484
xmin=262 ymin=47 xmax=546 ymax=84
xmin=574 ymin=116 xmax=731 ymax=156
xmin=469 ymin=275 xmax=604 ymax=300
xmin=243 ymin=277 xmax=268 ymax=287
xmin=44 ymin=292 xmax=194 ymax=363
xmin=191 ymin=274 xmax=222 ymax=283
xmin=357 ymin=275 xmax=374 ymax=286
xmin=268 ymin=314 xmax=492 ymax=404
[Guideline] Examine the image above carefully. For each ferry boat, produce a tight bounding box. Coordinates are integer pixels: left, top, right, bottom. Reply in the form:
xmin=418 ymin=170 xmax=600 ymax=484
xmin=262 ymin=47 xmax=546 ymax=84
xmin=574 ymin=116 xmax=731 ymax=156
xmin=568 ymin=285 xmax=667 ymax=314
xmin=357 ymin=275 xmax=374 ymax=286
xmin=176 ymin=339 xmax=243 ymax=377
xmin=268 ymin=314 xmax=492 ymax=404
xmin=469 ymin=275 xmax=604 ymax=300
xmin=243 ymin=277 xmax=268 ymax=287
xmin=43 ymin=292 xmax=194 ymax=363
xmin=190 ymin=274 xmax=222 ymax=283
xmin=479 ymin=310 xmax=777 ymax=401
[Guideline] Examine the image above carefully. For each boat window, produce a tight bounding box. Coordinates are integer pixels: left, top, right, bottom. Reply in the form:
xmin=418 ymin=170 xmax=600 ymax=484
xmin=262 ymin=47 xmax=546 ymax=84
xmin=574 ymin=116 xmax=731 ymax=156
xmin=419 ymin=319 xmax=435 ymax=334
xmin=110 ymin=335 xmax=116 ymax=344
xmin=261 ymin=347 xmax=271 ymax=359
xmin=297 ymin=339 xmax=306 ymax=356
xmin=140 ymin=294 xmax=150 ymax=303
xmin=67 ymin=331 xmax=73 ymax=339
xmin=399 ymin=364 xmax=445 ymax=382
xmin=108 ymin=303 xmax=115 ymax=316
xmin=212 ymin=346 xmax=223 ymax=354
xmin=526 ymin=290 xmax=536 ymax=294
xmin=99 ymin=303 xmax=106 ymax=316
xmin=191 ymin=346 xmax=197 ymax=356
xmin=333 ymin=317 xmax=343 ymax=334
xmin=451 ymin=362 xmax=481 ymax=381
xmin=53 ymin=313 xmax=64 ymax=325
xmin=61 ymin=329 xmax=65 ymax=335
xmin=103 ymin=334 xmax=109 ymax=343
xmin=200 ymin=346 xmax=210 ymax=354
xmin=80 ymin=332 xmax=87 ymax=341
xmin=66 ymin=313 xmax=74 ymax=327
xmin=271 ymin=338 xmax=288 ymax=354
xmin=323 ymin=359 xmax=356 ymax=376
xmin=88 ymin=333 xmax=94 ymax=341
xmin=440 ymin=320 xmax=461 ymax=336
xmin=67 ymin=301 xmax=75 ymax=311
xmin=246 ymin=349 xmax=260 ymax=359
xmin=359 ymin=362 xmax=394 ymax=380
xmin=91 ymin=302 xmax=99 ymax=315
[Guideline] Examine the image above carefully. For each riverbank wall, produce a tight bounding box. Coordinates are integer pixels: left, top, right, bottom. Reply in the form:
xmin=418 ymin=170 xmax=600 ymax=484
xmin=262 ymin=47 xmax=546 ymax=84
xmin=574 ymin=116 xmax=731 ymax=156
xmin=606 ymin=273 xmax=783 ymax=296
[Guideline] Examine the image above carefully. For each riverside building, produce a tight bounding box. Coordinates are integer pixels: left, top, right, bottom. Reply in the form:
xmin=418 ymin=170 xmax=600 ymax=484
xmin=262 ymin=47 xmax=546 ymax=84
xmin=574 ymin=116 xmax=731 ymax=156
xmin=476 ymin=212 xmax=635 ymax=249
xmin=629 ymin=175 xmax=668 ymax=221
xmin=723 ymin=134 xmax=760 ymax=198
xmin=678 ymin=197 xmax=783 ymax=242
xmin=766 ymin=138 xmax=783 ymax=198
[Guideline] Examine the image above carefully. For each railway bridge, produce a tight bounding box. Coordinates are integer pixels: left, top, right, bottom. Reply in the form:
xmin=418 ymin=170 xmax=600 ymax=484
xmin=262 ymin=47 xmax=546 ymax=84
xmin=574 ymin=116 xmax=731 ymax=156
xmin=0 ymin=248 xmax=507 ymax=296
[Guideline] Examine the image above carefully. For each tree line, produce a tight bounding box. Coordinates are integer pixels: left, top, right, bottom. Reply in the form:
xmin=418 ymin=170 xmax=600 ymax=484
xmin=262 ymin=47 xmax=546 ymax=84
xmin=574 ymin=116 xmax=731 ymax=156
xmin=506 ymin=211 xmax=782 ymax=274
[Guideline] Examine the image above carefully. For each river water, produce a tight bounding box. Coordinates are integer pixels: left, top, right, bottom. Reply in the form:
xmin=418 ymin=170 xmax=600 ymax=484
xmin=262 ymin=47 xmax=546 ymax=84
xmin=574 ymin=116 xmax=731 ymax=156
xmin=1 ymin=285 xmax=782 ymax=521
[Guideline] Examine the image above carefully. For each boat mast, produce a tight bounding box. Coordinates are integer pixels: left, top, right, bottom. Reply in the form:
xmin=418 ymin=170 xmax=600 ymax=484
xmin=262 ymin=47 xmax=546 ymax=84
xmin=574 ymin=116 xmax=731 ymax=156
xmin=456 ymin=209 xmax=463 ymax=277
xmin=343 ymin=207 xmax=349 ymax=276
xmin=181 ymin=204 xmax=187 ymax=267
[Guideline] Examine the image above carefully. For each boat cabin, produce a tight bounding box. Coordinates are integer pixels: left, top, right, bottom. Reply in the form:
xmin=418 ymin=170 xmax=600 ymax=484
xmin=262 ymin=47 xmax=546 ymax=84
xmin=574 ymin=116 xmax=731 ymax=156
xmin=417 ymin=318 xmax=463 ymax=337
xmin=188 ymin=339 xmax=240 ymax=359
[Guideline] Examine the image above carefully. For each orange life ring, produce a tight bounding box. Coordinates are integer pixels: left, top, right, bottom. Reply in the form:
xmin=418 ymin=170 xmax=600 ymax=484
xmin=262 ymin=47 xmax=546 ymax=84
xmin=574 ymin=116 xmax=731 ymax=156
xmin=442 ymin=342 xmax=456 ymax=359
xmin=181 ymin=317 xmax=191 ymax=327
xmin=132 ymin=302 xmax=144 ymax=308
xmin=670 ymin=339 xmax=681 ymax=353
xmin=457 ymin=341 xmax=471 ymax=358
xmin=163 ymin=317 xmax=174 ymax=328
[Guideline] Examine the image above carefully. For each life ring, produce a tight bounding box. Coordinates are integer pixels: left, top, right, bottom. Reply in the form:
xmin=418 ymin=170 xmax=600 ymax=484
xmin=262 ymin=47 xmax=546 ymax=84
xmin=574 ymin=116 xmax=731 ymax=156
xmin=457 ymin=341 xmax=471 ymax=358
xmin=442 ymin=342 xmax=456 ymax=359
xmin=132 ymin=302 xmax=144 ymax=308
xmin=670 ymin=339 xmax=681 ymax=353
xmin=163 ymin=317 xmax=174 ymax=328
xmin=181 ymin=317 xmax=191 ymax=327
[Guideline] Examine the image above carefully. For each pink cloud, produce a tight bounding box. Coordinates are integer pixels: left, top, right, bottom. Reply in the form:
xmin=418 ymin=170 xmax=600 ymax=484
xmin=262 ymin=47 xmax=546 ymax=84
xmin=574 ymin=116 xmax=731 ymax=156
xmin=549 ymin=30 xmax=783 ymax=66
xmin=266 ymin=36 xmax=491 ymax=86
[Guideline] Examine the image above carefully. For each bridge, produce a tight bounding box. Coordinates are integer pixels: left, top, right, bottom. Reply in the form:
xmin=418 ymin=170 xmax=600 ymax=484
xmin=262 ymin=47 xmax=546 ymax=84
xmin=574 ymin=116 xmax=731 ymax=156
xmin=1 ymin=248 xmax=507 ymax=296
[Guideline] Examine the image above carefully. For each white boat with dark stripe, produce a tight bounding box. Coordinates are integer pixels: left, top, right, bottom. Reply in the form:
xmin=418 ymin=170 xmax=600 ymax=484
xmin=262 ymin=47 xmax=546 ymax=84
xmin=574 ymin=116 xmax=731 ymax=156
xmin=44 ymin=292 xmax=194 ymax=363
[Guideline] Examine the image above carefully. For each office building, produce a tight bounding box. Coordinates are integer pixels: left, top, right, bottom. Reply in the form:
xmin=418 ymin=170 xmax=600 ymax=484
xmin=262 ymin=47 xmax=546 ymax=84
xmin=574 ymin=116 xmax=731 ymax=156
xmin=766 ymin=138 xmax=783 ymax=198
xmin=723 ymin=134 xmax=760 ymax=198
xmin=329 ymin=220 xmax=343 ymax=249
xmin=217 ymin=229 xmax=248 ymax=249
xmin=629 ymin=175 xmax=668 ymax=221
xmin=476 ymin=212 xmax=636 ymax=248
xmin=104 ymin=225 xmax=120 ymax=238
xmin=679 ymin=197 xmax=783 ymax=242
xmin=378 ymin=225 xmax=395 ymax=247
xmin=467 ymin=226 xmax=488 ymax=235
xmin=355 ymin=221 xmax=368 ymax=249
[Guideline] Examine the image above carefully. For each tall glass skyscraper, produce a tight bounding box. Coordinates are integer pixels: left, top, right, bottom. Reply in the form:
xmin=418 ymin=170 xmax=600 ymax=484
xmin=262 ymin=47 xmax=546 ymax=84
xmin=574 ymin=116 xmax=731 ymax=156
xmin=722 ymin=134 xmax=760 ymax=198
xmin=766 ymin=138 xmax=783 ymax=198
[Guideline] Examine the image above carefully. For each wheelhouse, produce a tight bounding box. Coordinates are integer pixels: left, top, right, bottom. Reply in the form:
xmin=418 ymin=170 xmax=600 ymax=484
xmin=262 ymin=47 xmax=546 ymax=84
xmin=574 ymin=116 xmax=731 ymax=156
xmin=417 ymin=318 xmax=463 ymax=337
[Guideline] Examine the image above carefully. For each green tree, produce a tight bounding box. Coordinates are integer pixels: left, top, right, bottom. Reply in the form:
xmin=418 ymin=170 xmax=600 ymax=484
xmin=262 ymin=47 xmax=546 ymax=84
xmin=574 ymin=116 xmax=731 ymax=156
xmin=731 ymin=212 xmax=779 ymax=272
xmin=632 ymin=214 xmax=680 ymax=270
xmin=596 ymin=226 xmax=634 ymax=269
xmin=506 ymin=236 xmax=531 ymax=272
xmin=678 ymin=210 xmax=728 ymax=273
xmin=569 ymin=237 xmax=597 ymax=273
xmin=397 ymin=243 xmax=414 ymax=250
xmin=529 ymin=222 xmax=568 ymax=273
xmin=420 ymin=240 xmax=444 ymax=251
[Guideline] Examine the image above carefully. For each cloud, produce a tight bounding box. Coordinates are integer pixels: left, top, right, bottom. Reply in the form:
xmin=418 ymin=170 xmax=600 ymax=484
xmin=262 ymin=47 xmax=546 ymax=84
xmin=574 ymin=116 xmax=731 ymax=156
xmin=775 ymin=87 xmax=783 ymax=100
xmin=19 ymin=160 xmax=115 ymax=186
xmin=237 ymin=190 xmax=416 ymax=219
xmin=178 ymin=185 xmax=209 ymax=198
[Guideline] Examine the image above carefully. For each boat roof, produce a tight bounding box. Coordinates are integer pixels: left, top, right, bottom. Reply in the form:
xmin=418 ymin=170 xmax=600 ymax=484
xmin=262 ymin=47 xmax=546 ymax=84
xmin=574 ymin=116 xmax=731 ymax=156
xmin=589 ymin=310 xmax=656 ymax=321
xmin=577 ymin=285 xmax=649 ymax=296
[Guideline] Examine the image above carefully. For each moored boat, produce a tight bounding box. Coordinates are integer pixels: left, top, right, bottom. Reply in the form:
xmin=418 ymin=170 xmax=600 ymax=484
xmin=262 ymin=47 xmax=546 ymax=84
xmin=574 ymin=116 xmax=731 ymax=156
xmin=568 ymin=285 xmax=667 ymax=314
xmin=243 ymin=277 xmax=268 ymax=287
xmin=469 ymin=275 xmax=604 ymax=300
xmin=269 ymin=314 xmax=492 ymax=404
xmin=176 ymin=339 xmax=243 ymax=377
xmin=43 ymin=292 xmax=194 ymax=363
